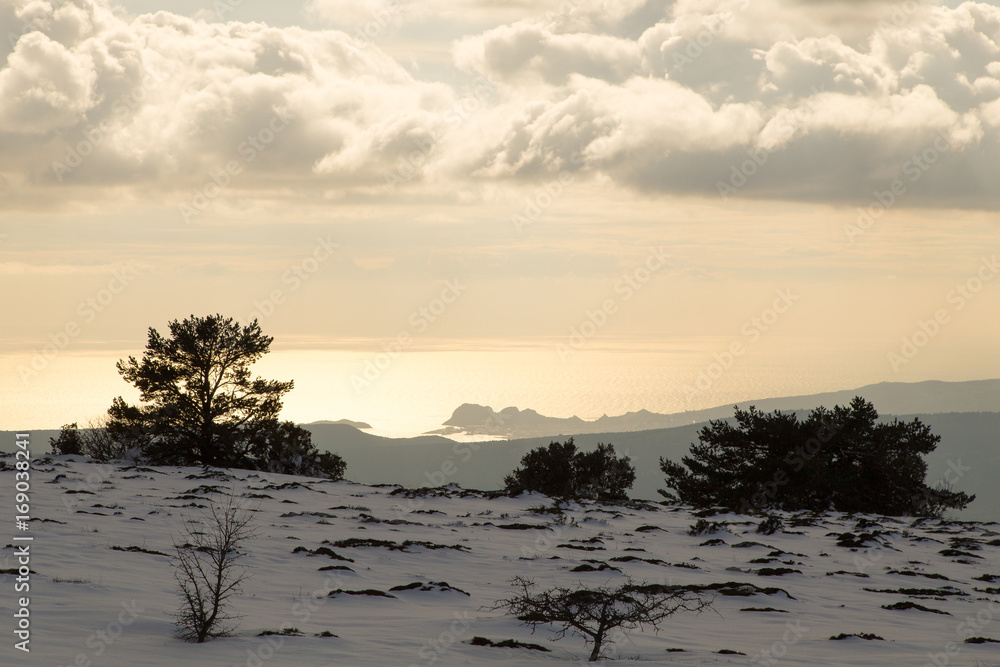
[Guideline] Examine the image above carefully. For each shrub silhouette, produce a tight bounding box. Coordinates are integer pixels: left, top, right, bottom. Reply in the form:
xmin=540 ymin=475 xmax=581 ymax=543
xmin=756 ymin=515 xmax=784 ymax=535
xmin=249 ymin=421 xmax=346 ymax=480
xmin=49 ymin=423 xmax=83 ymax=455
xmin=505 ymin=439 xmax=635 ymax=502
xmin=79 ymin=415 xmax=135 ymax=461
xmin=659 ymin=397 xmax=974 ymax=517
xmin=51 ymin=418 xmax=147 ymax=462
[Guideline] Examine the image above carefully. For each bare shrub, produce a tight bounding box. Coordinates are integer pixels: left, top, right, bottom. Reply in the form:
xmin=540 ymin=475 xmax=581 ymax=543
xmin=172 ymin=492 xmax=256 ymax=642
xmin=492 ymin=576 xmax=713 ymax=661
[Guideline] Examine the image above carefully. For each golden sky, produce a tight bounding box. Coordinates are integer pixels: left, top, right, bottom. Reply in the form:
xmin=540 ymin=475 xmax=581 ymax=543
xmin=2 ymin=0 xmax=999 ymax=427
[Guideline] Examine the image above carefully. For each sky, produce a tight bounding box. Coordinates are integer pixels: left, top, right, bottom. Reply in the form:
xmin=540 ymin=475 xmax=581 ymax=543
xmin=2 ymin=0 xmax=1000 ymax=430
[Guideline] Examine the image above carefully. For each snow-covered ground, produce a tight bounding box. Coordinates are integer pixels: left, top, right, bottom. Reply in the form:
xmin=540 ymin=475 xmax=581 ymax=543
xmin=2 ymin=456 xmax=999 ymax=666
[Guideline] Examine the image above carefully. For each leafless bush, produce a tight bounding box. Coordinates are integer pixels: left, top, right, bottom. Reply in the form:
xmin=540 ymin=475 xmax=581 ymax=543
xmin=81 ymin=416 xmax=135 ymax=461
xmin=172 ymin=492 xmax=256 ymax=642
xmin=492 ymin=576 xmax=714 ymax=661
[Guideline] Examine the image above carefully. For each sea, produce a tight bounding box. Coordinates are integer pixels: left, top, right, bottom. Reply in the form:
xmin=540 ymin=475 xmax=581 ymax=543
xmin=4 ymin=333 xmax=995 ymax=436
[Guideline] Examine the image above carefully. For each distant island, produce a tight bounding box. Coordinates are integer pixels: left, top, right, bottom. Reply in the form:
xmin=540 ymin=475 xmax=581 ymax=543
xmin=425 ymin=404 xmax=676 ymax=438
xmin=305 ymin=418 xmax=373 ymax=429
xmin=426 ymin=379 xmax=1000 ymax=439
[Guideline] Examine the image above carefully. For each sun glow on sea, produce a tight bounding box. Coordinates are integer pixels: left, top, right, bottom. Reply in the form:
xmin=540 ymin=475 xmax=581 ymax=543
xmin=4 ymin=334 xmax=997 ymax=434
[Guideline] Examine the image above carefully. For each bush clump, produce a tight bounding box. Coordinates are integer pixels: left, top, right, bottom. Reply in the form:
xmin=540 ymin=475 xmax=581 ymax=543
xmin=756 ymin=515 xmax=784 ymax=535
xmin=505 ymin=439 xmax=635 ymax=502
xmin=659 ymin=397 xmax=974 ymax=517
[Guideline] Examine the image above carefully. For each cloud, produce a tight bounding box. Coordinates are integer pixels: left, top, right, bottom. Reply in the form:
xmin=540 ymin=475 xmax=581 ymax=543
xmin=454 ymin=22 xmax=641 ymax=85
xmin=433 ymin=76 xmax=762 ymax=184
xmin=1 ymin=0 xmax=1000 ymax=210
xmin=0 ymin=259 xmax=147 ymax=275
xmin=448 ymin=0 xmax=1000 ymax=206
xmin=0 ymin=0 xmax=458 ymax=199
xmin=0 ymin=31 xmax=97 ymax=133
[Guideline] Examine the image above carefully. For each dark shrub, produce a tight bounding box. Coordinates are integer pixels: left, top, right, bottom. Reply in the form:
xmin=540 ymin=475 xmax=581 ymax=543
xmin=49 ymin=423 xmax=84 ymax=455
xmin=505 ymin=439 xmax=635 ymax=502
xmin=659 ymin=397 xmax=973 ymax=517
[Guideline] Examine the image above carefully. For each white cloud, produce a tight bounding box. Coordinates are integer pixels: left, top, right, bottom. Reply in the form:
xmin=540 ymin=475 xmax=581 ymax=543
xmin=447 ymin=0 xmax=1000 ymax=204
xmin=0 ymin=30 xmax=97 ymax=132
xmin=1 ymin=0 xmax=1000 ymax=209
xmin=454 ymin=22 xmax=641 ymax=85
xmin=1 ymin=0 xmax=457 ymax=194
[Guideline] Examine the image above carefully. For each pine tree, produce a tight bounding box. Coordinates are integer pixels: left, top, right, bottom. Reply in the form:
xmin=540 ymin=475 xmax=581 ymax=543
xmin=659 ymin=397 xmax=974 ymax=517
xmin=108 ymin=315 xmax=295 ymax=469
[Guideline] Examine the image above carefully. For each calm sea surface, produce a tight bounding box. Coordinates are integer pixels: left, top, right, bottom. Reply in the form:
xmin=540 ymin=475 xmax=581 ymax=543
xmin=4 ymin=335 xmax=996 ymax=435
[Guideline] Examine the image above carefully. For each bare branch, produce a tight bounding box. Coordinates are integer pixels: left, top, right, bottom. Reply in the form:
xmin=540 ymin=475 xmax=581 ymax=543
xmin=172 ymin=491 xmax=256 ymax=642
xmin=492 ymin=577 xmax=714 ymax=661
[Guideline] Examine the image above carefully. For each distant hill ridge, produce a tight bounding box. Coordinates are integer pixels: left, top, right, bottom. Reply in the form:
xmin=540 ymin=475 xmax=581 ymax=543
xmin=427 ymin=379 xmax=1000 ymax=438
xmin=3 ymin=378 xmax=998 ymax=521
